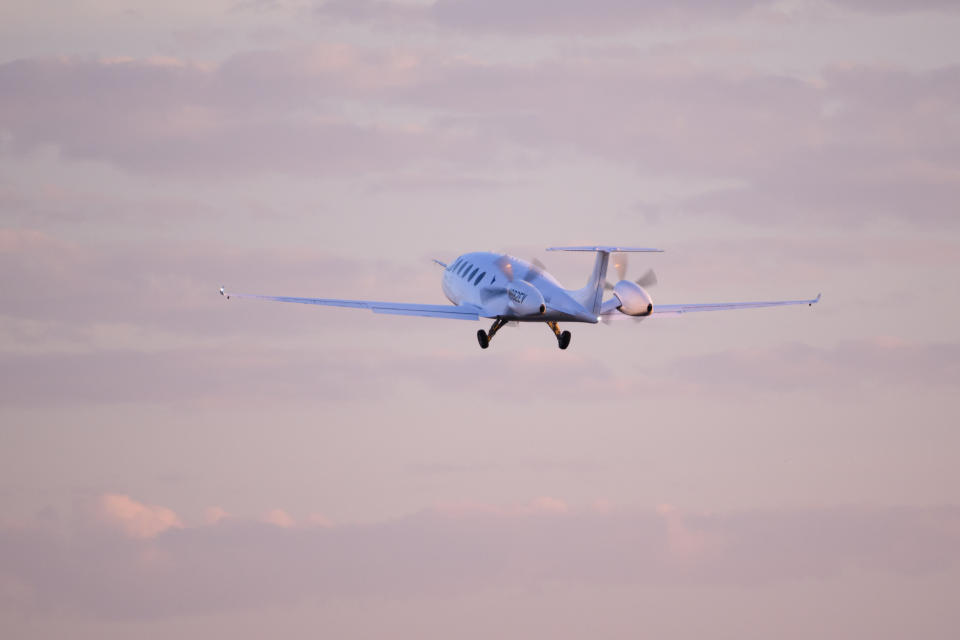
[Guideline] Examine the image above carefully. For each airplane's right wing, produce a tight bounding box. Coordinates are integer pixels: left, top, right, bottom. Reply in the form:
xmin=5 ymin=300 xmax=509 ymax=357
xmin=651 ymin=293 xmax=821 ymax=316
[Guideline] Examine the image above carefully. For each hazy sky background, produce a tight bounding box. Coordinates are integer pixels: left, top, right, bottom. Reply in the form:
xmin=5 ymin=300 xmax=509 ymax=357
xmin=2 ymin=1 xmax=959 ymax=638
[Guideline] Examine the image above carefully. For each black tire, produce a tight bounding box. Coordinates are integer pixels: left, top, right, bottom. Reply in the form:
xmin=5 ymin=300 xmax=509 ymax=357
xmin=558 ymin=330 xmax=571 ymax=350
xmin=477 ymin=330 xmax=490 ymax=349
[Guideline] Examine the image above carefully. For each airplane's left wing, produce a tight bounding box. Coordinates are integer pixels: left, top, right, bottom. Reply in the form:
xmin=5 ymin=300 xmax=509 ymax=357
xmin=220 ymin=288 xmax=483 ymax=320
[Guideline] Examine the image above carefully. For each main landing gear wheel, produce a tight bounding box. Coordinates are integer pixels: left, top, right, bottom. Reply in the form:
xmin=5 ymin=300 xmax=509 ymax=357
xmin=546 ymin=321 xmax=571 ymax=350
xmin=477 ymin=319 xmax=506 ymax=349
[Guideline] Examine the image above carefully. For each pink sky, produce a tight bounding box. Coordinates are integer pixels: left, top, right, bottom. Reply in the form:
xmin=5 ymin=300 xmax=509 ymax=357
xmin=1 ymin=1 xmax=960 ymax=638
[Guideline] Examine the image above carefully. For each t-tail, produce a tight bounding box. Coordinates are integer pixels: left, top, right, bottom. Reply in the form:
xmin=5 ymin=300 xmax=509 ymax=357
xmin=547 ymin=246 xmax=664 ymax=314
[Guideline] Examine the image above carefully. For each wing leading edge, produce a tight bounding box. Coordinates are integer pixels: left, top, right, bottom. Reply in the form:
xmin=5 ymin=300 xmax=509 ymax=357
xmin=650 ymin=293 xmax=821 ymax=316
xmin=220 ymin=288 xmax=482 ymax=320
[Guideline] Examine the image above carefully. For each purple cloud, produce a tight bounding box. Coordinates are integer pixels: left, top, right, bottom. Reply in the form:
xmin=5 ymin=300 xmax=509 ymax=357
xmin=315 ymin=0 xmax=960 ymax=33
xmin=1 ymin=498 xmax=957 ymax=618
xmin=831 ymin=0 xmax=960 ymax=13
xmin=661 ymin=339 xmax=960 ymax=394
xmin=3 ymin=52 xmax=957 ymax=225
xmin=0 ymin=54 xmax=491 ymax=178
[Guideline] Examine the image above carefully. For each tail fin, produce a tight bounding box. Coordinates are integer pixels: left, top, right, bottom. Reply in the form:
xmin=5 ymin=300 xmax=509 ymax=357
xmin=547 ymin=246 xmax=663 ymax=315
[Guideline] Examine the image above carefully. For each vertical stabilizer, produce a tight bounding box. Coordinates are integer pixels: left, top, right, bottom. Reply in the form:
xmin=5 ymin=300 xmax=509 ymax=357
xmin=572 ymin=251 xmax=610 ymax=314
xmin=546 ymin=246 xmax=664 ymax=315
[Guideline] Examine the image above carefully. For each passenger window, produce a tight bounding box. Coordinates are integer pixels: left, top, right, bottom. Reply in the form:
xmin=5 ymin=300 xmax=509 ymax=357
xmin=474 ymin=271 xmax=486 ymax=286
xmin=468 ymin=267 xmax=479 ymax=280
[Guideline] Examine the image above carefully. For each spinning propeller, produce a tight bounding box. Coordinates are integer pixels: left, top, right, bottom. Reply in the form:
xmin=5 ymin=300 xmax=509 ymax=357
xmin=605 ymin=252 xmax=657 ymax=291
xmin=603 ymin=252 xmax=657 ymax=323
xmin=480 ymin=255 xmax=547 ymax=316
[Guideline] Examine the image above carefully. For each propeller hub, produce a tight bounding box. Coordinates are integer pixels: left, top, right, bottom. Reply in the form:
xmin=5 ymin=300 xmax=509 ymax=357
xmin=613 ymin=280 xmax=653 ymax=316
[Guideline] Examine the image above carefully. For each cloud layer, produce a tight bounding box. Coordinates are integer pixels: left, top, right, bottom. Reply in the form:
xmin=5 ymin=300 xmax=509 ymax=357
xmin=3 ymin=50 xmax=958 ymax=225
xmin=2 ymin=495 xmax=958 ymax=619
xmin=317 ymin=0 xmax=960 ymax=33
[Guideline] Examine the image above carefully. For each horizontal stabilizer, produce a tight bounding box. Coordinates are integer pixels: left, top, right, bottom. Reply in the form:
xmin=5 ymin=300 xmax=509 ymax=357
xmin=547 ymin=246 xmax=663 ymax=253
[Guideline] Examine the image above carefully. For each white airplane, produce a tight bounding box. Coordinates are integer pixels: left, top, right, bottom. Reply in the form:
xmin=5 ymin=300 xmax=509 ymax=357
xmin=220 ymin=245 xmax=820 ymax=350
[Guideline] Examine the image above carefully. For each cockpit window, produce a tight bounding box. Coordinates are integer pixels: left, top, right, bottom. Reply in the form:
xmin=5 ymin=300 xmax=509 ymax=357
xmin=458 ymin=262 xmax=470 ymax=276
xmin=474 ymin=271 xmax=486 ymax=286
xmin=467 ymin=266 xmax=479 ymax=281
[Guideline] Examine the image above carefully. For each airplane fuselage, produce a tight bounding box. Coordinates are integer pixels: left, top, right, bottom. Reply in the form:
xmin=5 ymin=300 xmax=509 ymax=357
xmin=441 ymin=252 xmax=599 ymax=323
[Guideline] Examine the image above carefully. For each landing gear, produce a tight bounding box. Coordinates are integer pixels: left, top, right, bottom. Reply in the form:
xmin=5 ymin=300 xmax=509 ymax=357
xmin=478 ymin=319 xmax=571 ymax=350
xmin=477 ymin=318 xmax=507 ymax=349
xmin=546 ymin=321 xmax=572 ymax=350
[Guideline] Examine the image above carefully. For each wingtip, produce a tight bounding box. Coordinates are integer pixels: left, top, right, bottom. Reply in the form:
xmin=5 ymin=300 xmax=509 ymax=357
xmin=810 ymin=292 xmax=821 ymax=306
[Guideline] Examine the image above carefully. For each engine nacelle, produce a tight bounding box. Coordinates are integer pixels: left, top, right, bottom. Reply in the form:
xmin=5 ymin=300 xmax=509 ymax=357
xmin=613 ymin=280 xmax=653 ymax=316
xmin=506 ymin=279 xmax=546 ymax=316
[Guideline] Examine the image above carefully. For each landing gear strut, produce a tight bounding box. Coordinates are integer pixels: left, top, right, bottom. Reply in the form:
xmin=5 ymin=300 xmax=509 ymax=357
xmin=477 ymin=318 xmax=507 ymax=349
xmin=546 ymin=321 xmax=571 ymax=350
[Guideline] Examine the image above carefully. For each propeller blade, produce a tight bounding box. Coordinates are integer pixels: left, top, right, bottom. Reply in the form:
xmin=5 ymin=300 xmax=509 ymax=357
xmin=612 ymin=253 xmax=628 ymax=281
xmin=635 ymin=268 xmax=658 ymax=288
xmin=520 ymin=257 xmax=546 ymax=283
xmin=599 ymin=312 xmax=646 ymax=325
xmin=493 ymin=255 xmax=515 ymax=282
xmin=480 ymin=286 xmax=505 ymax=303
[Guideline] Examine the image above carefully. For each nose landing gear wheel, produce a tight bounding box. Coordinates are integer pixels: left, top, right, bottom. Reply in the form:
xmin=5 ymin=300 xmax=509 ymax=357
xmin=477 ymin=330 xmax=490 ymax=349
